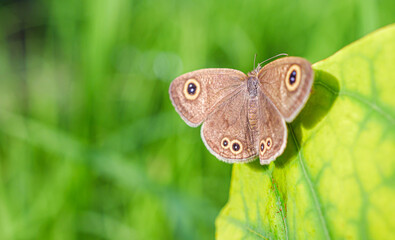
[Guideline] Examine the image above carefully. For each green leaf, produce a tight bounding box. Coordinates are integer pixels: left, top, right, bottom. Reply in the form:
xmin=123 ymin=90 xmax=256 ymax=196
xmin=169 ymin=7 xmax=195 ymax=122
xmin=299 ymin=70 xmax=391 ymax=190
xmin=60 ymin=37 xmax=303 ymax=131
xmin=216 ymin=24 xmax=395 ymax=240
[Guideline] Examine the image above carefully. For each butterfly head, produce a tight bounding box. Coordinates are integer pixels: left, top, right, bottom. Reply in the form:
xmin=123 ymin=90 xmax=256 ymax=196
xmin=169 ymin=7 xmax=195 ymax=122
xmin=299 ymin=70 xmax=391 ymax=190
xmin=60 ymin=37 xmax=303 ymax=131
xmin=247 ymin=66 xmax=262 ymax=78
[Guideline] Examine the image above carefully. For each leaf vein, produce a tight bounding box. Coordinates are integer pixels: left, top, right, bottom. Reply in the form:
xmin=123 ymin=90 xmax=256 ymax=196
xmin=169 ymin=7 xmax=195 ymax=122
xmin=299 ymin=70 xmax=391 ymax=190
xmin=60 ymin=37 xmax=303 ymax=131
xmin=289 ymin=125 xmax=331 ymax=240
xmin=340 ymin=91 xmax=395 ymax=124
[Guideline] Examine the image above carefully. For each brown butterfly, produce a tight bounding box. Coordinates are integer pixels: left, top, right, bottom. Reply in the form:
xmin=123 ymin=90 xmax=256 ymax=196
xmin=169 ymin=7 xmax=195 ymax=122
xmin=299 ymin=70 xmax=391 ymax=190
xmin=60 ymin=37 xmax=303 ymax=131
xmin=169 ymin=56 xmax=313 ymax=165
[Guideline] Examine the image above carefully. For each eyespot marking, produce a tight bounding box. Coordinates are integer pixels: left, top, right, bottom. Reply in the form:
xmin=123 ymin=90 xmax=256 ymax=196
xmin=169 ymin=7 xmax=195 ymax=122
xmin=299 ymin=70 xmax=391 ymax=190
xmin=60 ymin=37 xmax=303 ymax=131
xmin=230 ymin=139 xmax=243 ymax=155
xmin=183 ymin=78 xmax=200 ymax=100
xmin=266 ymin=137 xmax=272 ymax=150
xmin=285 ymin=65 xmax=301 ymax=92
xmin=259 ymin=139 xmax=266 ymax=155
xmin=221 ymin=137 xmax=230 ymax=149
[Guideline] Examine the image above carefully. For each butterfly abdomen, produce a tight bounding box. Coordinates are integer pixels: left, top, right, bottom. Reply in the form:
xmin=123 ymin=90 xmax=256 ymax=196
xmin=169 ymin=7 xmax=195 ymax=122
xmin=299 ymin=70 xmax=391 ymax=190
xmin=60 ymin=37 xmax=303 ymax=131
xmin=248 ymin=97 xmax=259 ymax=136
xmin=247 ymin=77 xmax=260 ymax=140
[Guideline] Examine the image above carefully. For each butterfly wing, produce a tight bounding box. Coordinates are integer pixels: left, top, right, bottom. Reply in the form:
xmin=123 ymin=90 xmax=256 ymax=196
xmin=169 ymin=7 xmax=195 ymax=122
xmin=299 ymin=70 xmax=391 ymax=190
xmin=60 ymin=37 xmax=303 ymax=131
xmin=257 ymin=92 xmax=287 ymax=165
xmin=169 ymin=68 xmax=247 ymax=127
xmin=258 ymin=57 xmax=313 ymax=122
xmin=201 ymin=88 xmax=257 ymax=163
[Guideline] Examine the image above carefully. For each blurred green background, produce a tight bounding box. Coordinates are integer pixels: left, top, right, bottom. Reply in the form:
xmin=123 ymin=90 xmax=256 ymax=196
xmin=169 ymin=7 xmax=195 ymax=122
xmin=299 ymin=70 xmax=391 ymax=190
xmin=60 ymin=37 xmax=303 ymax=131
xmin=0 ymin=0 xmax=394 ymax=239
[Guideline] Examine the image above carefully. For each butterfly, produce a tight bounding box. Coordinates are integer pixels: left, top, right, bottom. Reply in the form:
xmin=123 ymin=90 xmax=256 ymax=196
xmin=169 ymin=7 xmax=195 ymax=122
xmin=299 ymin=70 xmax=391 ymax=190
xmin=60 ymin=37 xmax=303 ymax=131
xmin=169 ymin=56 xmax=313 ymax=165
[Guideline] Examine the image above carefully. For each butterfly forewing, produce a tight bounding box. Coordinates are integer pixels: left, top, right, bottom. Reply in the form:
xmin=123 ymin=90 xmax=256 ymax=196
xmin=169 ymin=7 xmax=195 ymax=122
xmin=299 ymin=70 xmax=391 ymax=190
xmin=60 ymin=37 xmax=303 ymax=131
xmin=169 ymin=69 xmax=247 ymax=127
xmin=257 ymin=57 xmax=313 ymax=122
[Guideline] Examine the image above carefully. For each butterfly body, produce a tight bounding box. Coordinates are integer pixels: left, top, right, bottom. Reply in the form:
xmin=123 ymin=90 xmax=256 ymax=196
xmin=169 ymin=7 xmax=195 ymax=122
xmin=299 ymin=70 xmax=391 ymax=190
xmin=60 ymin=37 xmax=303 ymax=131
xmin=169 ymin=57 xmax=313 ymax=165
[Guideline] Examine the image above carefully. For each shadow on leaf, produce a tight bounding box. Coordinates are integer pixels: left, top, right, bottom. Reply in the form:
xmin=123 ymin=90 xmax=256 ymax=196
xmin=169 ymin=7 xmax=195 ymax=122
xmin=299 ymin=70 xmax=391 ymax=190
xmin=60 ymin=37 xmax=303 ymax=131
xmin=246 ymin=158 xmax=270 ymax=171
xmin=274 ymin=69 xmax=340 ymax=168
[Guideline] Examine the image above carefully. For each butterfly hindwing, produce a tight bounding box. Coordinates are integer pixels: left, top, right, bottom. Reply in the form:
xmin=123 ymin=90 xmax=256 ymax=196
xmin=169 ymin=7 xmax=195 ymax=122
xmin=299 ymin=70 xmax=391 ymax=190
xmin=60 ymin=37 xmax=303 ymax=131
xmin=201 ymin=89 xmax=257 ymax=162
xmin=257 ymin=92 xmax=287 ymax=165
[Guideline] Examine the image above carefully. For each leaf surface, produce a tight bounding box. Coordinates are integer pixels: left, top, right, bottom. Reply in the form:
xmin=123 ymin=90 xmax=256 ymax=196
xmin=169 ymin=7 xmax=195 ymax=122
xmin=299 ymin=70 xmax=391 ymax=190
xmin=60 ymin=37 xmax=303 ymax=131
xmin=216 ymin=24 xmax=395 ymax=240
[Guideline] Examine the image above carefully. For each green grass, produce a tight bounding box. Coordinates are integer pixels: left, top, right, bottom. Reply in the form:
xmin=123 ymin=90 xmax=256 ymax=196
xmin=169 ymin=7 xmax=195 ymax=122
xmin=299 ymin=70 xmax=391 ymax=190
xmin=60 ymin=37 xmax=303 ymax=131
xmin=0 ymin=0 xmax=394 ymax=239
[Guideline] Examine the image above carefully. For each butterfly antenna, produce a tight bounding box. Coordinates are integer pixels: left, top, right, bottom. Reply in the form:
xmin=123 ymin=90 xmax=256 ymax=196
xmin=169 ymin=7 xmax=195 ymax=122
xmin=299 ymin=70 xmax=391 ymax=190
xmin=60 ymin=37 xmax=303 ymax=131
xmin=257 ymin=53 xmax=288 ymax=68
